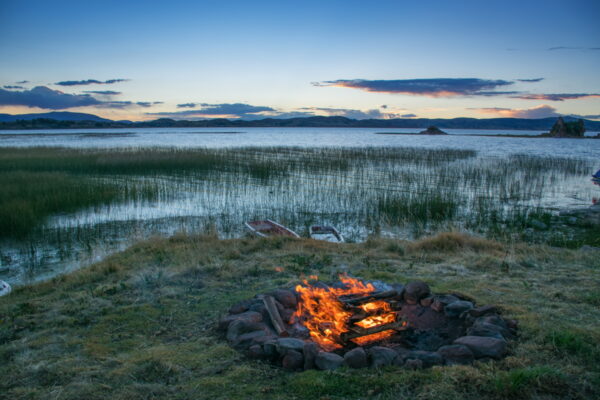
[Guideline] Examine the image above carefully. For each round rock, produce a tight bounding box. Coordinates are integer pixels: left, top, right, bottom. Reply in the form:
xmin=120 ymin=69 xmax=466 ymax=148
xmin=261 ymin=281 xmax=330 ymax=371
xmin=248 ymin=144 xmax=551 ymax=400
xmin=404 ymin=281 xmax=431 ymax=304
xmin=453 ymin=336 xmax=507 ymax=359
xmin=282 ymin=350 xmax=304 ymax=371
xmin=276 ymin=338 xmax=305 ymax=355
xmin=303 ymin=342 xmax=319 ymax=370
xmin=444 ymin=300 xmax=474 ymax=318
xmin=272 ymin=289 xmax=297 ymax=308
xmin=315 ymin=351 xmax=344 ymax=370
xmin=369 ymin=346 xmax=398 ymax=368
xmin=344 ymin=347 xmax=368 ymax=369
xmin=436 ymin=344 xmax=474 ymax=365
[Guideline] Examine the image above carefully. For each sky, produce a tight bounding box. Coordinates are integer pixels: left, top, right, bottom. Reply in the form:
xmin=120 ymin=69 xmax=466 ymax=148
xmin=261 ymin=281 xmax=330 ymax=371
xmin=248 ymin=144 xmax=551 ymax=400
xmin=1 ymin=0 xmax=599 ymax=121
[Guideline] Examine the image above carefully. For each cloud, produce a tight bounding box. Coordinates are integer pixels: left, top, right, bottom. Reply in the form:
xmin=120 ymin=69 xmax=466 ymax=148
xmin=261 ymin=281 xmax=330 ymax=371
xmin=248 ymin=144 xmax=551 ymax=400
xmin=148 ymin=103 xmax=405 ymax=120
xmin=0 ymin=86 xmax=102 ymax=109
xmin=16 ymin=80 xmax=29 ymax=84
xmin=83 ymin=90 xmax=122 ymax=95
xmin=512 ymin=93 xmax=600 ymax=101
xmin=54 ymin=78 xmax=129 ymax=86
xmin=547 ymin=46 xmax=600 ymax=51
xmin=148 ymin=103 xmax=276 ymax=119
xmin=313 ymin=78 xmax=516 ymax=97
xmin=401 ymin=113 xmax=417 ymax=118
xmin=517 ymin=78 xmax=544 ymax=82
xmin=3 ymin=85 xmax=24 ymax=89
xmin=471 ymin=105 xmax=560 ymax=118
xmin=96 ymin=100 xmax=163 ymax=109
xmin=0 ymin=86 xmax=161 ymax=110
xmin=297 ymin=107 xmax=403 ymax=119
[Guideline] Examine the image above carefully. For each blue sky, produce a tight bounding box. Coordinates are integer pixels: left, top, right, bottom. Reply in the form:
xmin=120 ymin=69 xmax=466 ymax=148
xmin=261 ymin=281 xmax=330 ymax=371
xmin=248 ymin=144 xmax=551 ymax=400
xmin=1 ymin=0 xmax=599 ymax=121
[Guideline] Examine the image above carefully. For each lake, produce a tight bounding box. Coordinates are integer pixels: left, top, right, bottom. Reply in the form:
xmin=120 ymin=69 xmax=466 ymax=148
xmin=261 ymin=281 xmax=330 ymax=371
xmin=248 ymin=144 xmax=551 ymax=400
xmin=1 ymin=127 xmax=599 ymax=285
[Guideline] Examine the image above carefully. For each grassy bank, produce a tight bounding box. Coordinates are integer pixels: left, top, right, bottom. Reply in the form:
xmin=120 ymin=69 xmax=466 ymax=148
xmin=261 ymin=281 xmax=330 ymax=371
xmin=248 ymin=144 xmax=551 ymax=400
xmin=1 ymin=233 xmax=598 ymax=399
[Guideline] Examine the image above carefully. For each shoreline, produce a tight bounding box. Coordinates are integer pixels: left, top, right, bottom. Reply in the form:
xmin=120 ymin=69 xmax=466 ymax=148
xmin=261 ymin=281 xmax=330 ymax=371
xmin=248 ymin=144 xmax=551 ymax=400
xmin=374 ymin=132 xmax=600 ymax=139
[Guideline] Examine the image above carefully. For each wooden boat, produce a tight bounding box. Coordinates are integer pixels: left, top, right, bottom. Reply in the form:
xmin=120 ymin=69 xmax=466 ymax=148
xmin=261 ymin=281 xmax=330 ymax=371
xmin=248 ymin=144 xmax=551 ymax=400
xmin=310 ymin=225 xmax=344 ymax=243
xmin=245 ymin=220 xmax=300 ymax=238
xmin=0 ymin=280 xmax=11 ymax=297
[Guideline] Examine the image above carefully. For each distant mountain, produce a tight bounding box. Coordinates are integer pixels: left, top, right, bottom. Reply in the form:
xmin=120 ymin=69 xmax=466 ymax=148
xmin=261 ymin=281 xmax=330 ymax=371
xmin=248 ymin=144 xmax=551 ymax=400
xmin=1 ymin=112 xmax=599 ymax=131
xmin=0 ymin=111 xmax=112 ymax=123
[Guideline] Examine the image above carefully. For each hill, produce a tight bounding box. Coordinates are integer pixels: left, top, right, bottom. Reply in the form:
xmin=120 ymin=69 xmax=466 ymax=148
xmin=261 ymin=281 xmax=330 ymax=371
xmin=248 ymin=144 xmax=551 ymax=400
xmin=1 ymin=112 xmax=599 ymax=131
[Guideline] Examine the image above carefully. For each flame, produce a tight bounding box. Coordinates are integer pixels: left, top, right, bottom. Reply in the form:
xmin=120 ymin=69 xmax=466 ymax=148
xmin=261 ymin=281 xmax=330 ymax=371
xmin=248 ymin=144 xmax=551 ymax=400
xmin=292 ymin=275 xmax=398 ymax=351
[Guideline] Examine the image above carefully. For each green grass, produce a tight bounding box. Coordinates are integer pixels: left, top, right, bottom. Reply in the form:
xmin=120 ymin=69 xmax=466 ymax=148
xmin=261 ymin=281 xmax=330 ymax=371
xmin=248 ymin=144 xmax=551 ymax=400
xmin=1 ymin=233 xmax=599 ymax=399
xmin=378 ymin=192 xmax=459 ymax=224
xmin=0 ymin=172 xmax=128 ymax=238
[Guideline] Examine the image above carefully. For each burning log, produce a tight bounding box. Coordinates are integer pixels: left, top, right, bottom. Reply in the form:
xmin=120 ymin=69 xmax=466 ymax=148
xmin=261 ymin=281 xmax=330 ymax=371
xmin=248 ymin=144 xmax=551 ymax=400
xmin=261 ymin=295 xmax=288 ymax=336
xmin=339 ymin=290 xmax=399 ymax=306
xmin=340 ymin=318 xmax=409 ymax=342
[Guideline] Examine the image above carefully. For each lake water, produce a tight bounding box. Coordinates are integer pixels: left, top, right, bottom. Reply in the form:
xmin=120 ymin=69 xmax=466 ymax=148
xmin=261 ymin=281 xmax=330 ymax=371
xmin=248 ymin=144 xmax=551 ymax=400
xmin=1 ymin=127 xmax=599 ymax=286
xmin=1 ymin=127 xmax=599 ymax=159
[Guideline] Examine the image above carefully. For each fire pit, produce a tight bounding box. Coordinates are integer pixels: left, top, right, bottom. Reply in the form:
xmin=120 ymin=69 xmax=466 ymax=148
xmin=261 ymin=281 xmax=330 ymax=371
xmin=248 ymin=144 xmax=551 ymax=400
xmin=219 ymin=275 xmax=517 ymax=370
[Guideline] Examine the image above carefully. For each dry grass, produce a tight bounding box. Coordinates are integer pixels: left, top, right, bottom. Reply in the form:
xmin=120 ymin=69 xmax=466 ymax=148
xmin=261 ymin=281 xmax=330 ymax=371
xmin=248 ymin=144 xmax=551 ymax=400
xmin=0 ymin=233 xmax=599 ymax=399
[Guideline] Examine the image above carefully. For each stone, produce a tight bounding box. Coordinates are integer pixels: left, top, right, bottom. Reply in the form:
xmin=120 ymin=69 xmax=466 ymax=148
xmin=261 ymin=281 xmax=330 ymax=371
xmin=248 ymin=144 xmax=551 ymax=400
xmin=400 ymin=304 xmax=448 ymax=330
xmin=406 ymin=350 xmax=444 ymax=367
xmin=477 ymin=315 xmax=508 ymax=329
xmin=303 ymin=342 xmax=319 ymax=370
xmin=262 ymin=340 xmax=278 ymax=359
xmin=453 ymin=336 xmax=507 ymax=359
xmin=247 ymin=344 xmax=265 ymax=359
xmin=468 ymin=305 xmax=498 ymax=318
xmin=436 ymin=344 xmax=474 ymax=365
xmin=218 ymin=310 xmax=263 ymax=331
xmin=506 ymin=319 xmax=518 ymax=330
xmin=228 ymin=298 xmax=256 ymax=314
xmin=404 ymin=281 xmax=431 ymax=304
xmin=369 ymin=346 xmax=398 ymax=368
xmin=420 ymin=296 xmax=434 ymax=307
xmin=282 ymin=350 xmax=304 ymax=371
xmin=226 ymin=319 xmax=265 ymax=342
xmin=431 ymin=294 xmax=460 ymax=312
xmin=344 ymin=347 xmax=368 ymax=369
xmin=444 ymin=300 xmax=474 ymax=318
xmin=315 ymin=351 xmax=344 ymax=370
xmin=232 ymin=330 xmax=267 ymax=350
xmin=276 ymin=338 xmax=305 ymax=355
xmin=404 ymin=358 xmax=423 ymax=370
xmin=468 ymin=321 xmax=509 ymax=340
xmin=431 ymin=299 xmax=444 ymax=312
xmin=272 ymin=289 xmax=297 ymax=308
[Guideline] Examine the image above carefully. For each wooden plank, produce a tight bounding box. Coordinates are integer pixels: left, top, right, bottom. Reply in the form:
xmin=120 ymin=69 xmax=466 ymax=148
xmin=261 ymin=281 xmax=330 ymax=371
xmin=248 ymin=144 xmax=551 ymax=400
xmin=340 ymin=318 xmax=409 ymax=342
xmin=262 ymin=295 xmax=287 ymax=336
xmin=339 ymin=290 xmax=399 ymax=306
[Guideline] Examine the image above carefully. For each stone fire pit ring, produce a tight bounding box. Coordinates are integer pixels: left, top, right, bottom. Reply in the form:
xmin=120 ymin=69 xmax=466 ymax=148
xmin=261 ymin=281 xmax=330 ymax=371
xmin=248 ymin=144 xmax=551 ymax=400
xmin=219 ymin=277 xmax=517 ymax=371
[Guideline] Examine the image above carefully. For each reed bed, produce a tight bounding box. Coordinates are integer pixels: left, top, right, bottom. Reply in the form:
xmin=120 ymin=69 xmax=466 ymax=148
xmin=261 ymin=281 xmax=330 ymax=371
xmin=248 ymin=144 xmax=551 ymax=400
xmin=0 ymin=146 xmax=596 ymax=282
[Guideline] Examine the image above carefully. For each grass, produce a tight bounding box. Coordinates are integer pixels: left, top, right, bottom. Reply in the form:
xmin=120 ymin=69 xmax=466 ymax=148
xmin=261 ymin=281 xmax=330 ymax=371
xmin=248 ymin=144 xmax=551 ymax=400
xmin=0 ymin=171 xmax=144 ymax=238
xmin=1 ymin=232 xmax=599 ymax=399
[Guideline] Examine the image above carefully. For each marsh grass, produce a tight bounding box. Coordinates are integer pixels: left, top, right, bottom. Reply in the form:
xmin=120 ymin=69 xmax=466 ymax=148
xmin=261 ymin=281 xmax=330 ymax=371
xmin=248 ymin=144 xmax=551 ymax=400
xmin=0 ymin=233 xmax=598 ymax=399
xmin=0 ymin=146 xmax=597 ymax=282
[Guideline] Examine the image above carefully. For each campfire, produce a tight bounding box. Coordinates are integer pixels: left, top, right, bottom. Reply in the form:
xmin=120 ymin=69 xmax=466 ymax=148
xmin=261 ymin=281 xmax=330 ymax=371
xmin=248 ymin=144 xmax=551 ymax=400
xmin=220 ymin=275 xmax=517 ymax=370
xmin=292 ymin=275 xmax=407 ymax=350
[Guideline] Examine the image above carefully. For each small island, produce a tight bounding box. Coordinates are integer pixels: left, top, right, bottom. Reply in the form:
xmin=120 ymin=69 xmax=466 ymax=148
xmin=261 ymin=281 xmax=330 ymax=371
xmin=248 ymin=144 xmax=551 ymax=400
xmin=419 ymin=125 xmax=448 ymax=135
xmin=544 ymin=117 xmax=586 ymax=138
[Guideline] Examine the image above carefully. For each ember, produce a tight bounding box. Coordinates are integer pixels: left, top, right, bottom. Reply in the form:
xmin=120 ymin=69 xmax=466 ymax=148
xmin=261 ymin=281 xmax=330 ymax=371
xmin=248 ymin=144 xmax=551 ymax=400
xmin=220 ymin=276 xmax=517 ymax=371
